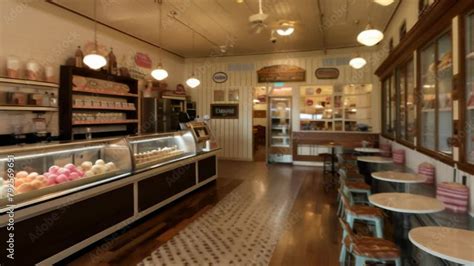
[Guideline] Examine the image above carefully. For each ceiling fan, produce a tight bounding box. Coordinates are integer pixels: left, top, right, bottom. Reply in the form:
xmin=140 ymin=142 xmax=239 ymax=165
xmin=249 ymin=0 xmax=269 ymax=34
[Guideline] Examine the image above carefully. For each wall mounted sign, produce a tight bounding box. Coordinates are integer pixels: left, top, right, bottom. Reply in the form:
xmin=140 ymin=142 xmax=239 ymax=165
xmin=315 ymin=68 xmax=339 ymax=79
xmin=257 ymin=65 xmax=306 ymax=83
xmin=305 ymin=99 xmax=314 ymax=106
xmin=210 ymin=104 xmax=239 ymax=119
xmin=135 ymin=52 xmax=152 ymax=69
xmin=212 ymin=72 xmax=228 ymax=83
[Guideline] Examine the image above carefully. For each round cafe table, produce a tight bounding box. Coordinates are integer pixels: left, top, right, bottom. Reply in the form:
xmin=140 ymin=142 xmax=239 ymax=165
xmin=357 ymin=156 xmax=393 ymax=188
xmin=354 ymin=147 xmax=382 ymax=153
xmin=409 ymin=226 xmax=474 ymax=265
xmin=369 ymin=192 xmax=444 ymax=241
xmin=371 ymin=171 xmax=426 ymax=192
xmin=357 ymin=156 xmax=393 ymax=164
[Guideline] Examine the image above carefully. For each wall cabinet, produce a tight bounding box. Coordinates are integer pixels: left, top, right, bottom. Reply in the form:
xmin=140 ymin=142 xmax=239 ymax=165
xmin=377 ymin=0 xmax=474 ymax=169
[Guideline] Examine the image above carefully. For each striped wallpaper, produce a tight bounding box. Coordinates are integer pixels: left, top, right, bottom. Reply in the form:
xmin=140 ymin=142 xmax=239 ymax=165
xmin=186 ymin=48 xmax=384 ymax=161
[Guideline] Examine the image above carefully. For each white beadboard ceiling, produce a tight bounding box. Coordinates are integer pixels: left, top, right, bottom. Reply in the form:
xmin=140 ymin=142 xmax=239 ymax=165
xmin=49 ymin=0 xmax=399 ymax=58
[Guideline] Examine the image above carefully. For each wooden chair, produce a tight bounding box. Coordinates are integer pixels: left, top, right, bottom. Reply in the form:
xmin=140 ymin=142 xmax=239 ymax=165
xmin=338 ymin=218 xmax=401 ymax=266
xmin=340 ymin=192 xmax=384 ymax=238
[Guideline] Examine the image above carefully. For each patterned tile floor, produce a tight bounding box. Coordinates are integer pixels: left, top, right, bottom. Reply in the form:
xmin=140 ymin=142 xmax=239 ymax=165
xmin=138 ymin=170 xmax=304 ymax=265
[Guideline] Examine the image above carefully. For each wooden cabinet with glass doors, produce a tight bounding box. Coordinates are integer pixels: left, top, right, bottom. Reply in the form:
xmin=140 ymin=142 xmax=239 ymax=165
xmin=419 ymin=31 xmax=453 ymax=157
xmin=463 ymin=10 xmax=474 ymax=165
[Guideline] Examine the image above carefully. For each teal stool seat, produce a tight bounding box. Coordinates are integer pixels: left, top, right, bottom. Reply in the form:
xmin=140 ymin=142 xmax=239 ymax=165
xmin=338 ymin=218 xmax=401 ymax=266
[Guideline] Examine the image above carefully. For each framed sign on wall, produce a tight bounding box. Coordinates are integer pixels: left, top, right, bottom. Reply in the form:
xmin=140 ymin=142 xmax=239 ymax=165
xmin=210 ymin=104 xmax=239 ymax=119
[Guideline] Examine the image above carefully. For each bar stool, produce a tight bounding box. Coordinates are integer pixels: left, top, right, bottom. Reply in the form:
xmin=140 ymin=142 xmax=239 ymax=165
xmin=319 ymin=152 xmax=333 ymax=175
xmin=338 ymin=218 xmax=401 ymax=266
xmin=340 ymin=193 xmax=384 ymax=238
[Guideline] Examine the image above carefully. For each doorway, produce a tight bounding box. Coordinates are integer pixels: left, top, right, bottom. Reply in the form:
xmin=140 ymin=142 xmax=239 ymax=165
xmin=252 ymin=87 xmax=267 ymax=161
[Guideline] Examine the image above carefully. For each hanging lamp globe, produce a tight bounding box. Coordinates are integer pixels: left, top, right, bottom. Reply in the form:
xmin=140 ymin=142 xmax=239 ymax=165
xmin=83 ymin=51 xmax=107 ymax=70
xmin=186 ymin=75 xmax=201 ymax=88
xmin=349 ymin=57 xmax=367 ymax=69
xmin=357 ymin=24 xmax=384 ymax=46
xmin=151 ymin=63 xmax=168 ymax=80
xmin=374 ymin=0 xmax=394 ymax=6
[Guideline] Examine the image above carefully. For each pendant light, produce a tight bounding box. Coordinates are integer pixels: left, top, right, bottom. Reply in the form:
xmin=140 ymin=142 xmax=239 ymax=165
xmin=349 ymin=56 xmax=367 ymax=69
xmin=83 ymin=0 xmax=107 ymax=70
xmin=357 ymin=24 xmax=384 ymax=46
xmin=151 ymin=0 xmax=168 ymax=81
xmin=374 ymin=0 xmax=394 ymax=6
xmin=186 ymin=31 xmax=200 ymax=88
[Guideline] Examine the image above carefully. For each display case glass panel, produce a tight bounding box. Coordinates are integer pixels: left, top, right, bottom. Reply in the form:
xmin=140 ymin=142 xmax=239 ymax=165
xmin=382 ymin=76 xmax=395 ymax=138
xmin=406 ymin=60 xmax=416 ymax=143
xmin=465 ymin=11 xmax=474 ymax=163
xmin=0 ymin=138 xmax=132 ymax=207
xmin=269 ymin=97 xmax=292 ymax=147
xmin=420 ymin=31 xmax=453 ymax=155
xmin=420 ymin=43 xmax=437 ymax=150
xmin=396 ymin=59 xmax=416 ymax=145
xmin=398 ymin=66 xmax=407 ymax=140
xmin=129 ymin=130 xmax=197 ymax=171
xmin=390 ymin=75 xmax=397 ymax=137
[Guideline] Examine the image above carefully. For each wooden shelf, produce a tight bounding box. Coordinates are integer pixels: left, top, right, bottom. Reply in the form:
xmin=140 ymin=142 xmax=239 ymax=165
xmin=0 ymin=105 xmax=58 ymax=112
xmin=72 ymin=88 xmax=138 ymax=98
xmin=466 ymin=52 xmax=474 ymax=59
xmin=72 ymin=119 xmax=138 ymax=126
xmin=73 ymin=105 xmax=136 ymax=111
xmin=0 ymin=77 xmax=58 ymax=88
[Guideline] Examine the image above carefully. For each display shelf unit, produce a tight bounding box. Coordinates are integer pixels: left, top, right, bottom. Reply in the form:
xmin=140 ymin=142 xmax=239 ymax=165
xmin=0 ymin=76 xmax=58 ymax=88
xmin=72 ymin=105 xmax=136 ymax=111
xmin=0 ymin=77 xmax=59 ymax=114
xmin=0 ymin=105 xmax=58 ymax=112
xmin=268 ymin=96 xmax=292 ymax=163
xmin=72 ymin=88 xmax=138 ymax=98
xmin=299 ymin=84 xmax=373 ymax=132
xmin=72 ymin=119 xmax=139 ymax=125
xmin=59 ymin=65 xmax=139 ymax=140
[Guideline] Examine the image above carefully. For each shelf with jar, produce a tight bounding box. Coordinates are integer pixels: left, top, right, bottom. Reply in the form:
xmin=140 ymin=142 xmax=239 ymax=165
xmin=0 ymin=75 xmax=59 ymax=112
xmin=299 ymin=84 xmax=373 ymax=132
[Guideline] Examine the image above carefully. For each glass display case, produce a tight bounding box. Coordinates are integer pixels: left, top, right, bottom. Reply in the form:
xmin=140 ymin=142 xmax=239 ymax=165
xmin=268 ymin=95 xmax=292 ymax=163
xmin=420 ymin=31 xmax=453 ymax=155
xmin=0 ymin=138 xmax=132 ymax=206
xmin=129 ymin=131 xmax=196 ymax=171
xmin=299 ymin=84 xmax=372 ymax=132
xmin=465 ymin=11 xmax=474 ymax=163
xmin=396 ymin=59 xmax=416 ymax=144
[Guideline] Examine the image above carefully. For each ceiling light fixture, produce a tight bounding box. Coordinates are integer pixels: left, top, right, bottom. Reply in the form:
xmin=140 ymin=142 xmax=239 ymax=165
xmin=83 ymin=0 xmax=107 ymax=70
xmin=236 ymin=0 xmax=244 ymax=3
xmin=276 ymin=23 xmax=295 ymax=36
xmin=349 ymin=56 xmax=367 ymax=69
xmin=186 ymin=31 xmax=200 ymax=88
xmin=151 ymin=0 xmax=168 ymax=81
xmin=374 ymin=0 xmax=394 ymax=6
xmin=357 ymin=24 xmax=384 ymax=46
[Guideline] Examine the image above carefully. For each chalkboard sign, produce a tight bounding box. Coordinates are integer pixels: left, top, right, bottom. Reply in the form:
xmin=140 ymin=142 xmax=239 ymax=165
xmin=210 ymin=104 xmax=239 ymax=119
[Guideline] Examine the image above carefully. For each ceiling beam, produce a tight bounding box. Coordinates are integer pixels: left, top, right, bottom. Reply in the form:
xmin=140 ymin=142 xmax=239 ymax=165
xmin=316 ymin=0 xmax=327 ymax=53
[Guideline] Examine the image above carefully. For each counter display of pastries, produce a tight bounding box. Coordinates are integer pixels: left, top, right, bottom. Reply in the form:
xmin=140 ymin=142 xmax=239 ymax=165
xmin=134 ymin=145 xmax=185 ymax=167
xmin=0 ymin=159 xmax=117 ymax=198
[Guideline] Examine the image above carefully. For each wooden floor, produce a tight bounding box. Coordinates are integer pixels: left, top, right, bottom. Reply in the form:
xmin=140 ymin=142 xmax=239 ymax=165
xmin=63 ymin=160 xmax=341 ymax=266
